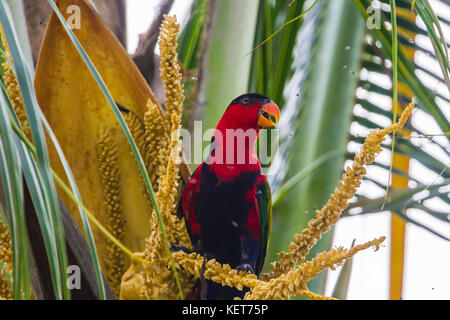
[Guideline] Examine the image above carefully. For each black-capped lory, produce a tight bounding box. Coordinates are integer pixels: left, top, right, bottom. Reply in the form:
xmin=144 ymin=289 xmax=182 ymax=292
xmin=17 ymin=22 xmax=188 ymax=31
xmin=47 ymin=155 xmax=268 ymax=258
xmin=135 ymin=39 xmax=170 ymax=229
xmin=177 ymin=93 xmax=280 ymax=299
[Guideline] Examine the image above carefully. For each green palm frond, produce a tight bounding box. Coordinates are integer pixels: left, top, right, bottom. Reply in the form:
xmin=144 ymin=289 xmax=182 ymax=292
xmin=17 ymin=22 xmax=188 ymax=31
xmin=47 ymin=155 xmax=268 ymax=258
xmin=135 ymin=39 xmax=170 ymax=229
xmin=348 ymin=0 xmax=449 ymax=233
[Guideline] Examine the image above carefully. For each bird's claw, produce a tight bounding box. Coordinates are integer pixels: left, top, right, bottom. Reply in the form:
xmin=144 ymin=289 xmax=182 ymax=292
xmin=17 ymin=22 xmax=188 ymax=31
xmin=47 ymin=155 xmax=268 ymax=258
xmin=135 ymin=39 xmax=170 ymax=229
xmin=235 ymin=263 xmax=255 ymax=274
xmin=170 ymin=244 xmax=192 ymax=254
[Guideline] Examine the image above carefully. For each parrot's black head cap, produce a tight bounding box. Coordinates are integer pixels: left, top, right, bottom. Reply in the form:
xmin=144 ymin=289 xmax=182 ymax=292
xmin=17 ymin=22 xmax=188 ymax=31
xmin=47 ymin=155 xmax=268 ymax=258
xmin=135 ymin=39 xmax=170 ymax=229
xmin=230 ymin=93 xmax=272 ymax=107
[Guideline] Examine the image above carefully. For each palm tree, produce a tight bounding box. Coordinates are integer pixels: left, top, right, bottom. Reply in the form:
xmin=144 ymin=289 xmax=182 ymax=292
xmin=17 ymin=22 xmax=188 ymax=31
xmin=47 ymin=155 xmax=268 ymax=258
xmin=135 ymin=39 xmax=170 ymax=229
xmin=0 ymin=0 xmax=448 ymax=299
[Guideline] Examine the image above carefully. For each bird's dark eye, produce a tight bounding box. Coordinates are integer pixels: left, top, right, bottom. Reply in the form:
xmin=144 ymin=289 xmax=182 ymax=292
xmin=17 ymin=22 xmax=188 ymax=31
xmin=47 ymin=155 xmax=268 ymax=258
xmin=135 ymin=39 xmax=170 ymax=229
xmin=242 ymin=97 xmax=250 ymax=105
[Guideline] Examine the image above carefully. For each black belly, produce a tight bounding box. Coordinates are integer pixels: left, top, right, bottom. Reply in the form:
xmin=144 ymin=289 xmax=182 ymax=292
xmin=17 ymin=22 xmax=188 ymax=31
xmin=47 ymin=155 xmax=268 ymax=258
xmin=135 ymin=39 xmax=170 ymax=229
xmin=194 ymin=165 xmax=259 ymax=269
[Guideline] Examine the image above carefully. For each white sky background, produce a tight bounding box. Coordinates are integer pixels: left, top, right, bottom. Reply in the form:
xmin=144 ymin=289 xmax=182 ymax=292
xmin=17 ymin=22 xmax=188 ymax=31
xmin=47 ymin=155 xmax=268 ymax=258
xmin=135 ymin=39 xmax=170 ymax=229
xmin=126 ymin=0 xmax=450 ymax=299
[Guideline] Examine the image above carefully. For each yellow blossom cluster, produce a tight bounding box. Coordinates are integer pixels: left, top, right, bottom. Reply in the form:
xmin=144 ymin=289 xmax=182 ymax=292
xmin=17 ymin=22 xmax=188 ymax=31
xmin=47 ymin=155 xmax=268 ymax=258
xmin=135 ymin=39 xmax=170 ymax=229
xmin=138 ymin=15 xmax=193 ymax=301
xmin=172 ymin=251 xmax=260 ymax=291
xmin=96 ymin=129 xmax=125 ymax=298
xmin=159 ymin=15 xmax=184 ymax=125
xmin=0 ymin=26 xmax=30 ymax=140
xmin=168 ymin=237 xmax=385 ymax=300
xmin=144 ymin=100 xmax=169 ymax=186
xmin=0 ymin=24 xmax=22 ymax=301
xmin=124 ymin=112 xmax=153 ymax=179
xmin=244 ymin=237 xmax=385 ymax=299
xmin=123 ymin=111 xmax=156 ymax=208
xmin=0 ymin=216 xmax=12 ymax=300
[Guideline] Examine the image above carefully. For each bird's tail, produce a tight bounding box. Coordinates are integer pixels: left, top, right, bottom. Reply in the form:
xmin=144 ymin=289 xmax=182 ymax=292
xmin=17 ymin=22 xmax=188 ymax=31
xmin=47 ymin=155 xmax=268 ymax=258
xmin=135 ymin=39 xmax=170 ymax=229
xmin=204 ymin=280 xmax=248 ymax=300
xmin=187 ymin=279 xmax=248 ymax=300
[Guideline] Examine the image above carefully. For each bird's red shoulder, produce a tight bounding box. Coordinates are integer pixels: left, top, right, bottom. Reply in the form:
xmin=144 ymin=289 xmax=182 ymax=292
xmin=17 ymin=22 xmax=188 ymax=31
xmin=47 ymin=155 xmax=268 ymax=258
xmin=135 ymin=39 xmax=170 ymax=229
xmin=179 ymin=163 xmax=203 ymax=237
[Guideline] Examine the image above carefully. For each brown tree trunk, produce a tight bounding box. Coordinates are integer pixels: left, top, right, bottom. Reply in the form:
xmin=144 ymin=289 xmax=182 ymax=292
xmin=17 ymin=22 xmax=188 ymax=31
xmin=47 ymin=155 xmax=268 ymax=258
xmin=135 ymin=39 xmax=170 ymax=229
xmin=23 ymin=0 xmax=51 ymax=65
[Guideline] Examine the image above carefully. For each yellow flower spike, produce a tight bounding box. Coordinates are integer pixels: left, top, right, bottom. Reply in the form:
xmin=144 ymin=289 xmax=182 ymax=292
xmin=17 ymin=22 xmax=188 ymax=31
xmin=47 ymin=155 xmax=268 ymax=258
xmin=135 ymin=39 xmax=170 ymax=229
xmin=172 ymin=251 xmax=260 ymax=290
xmin=0 ymin=25 xmax=30 ymax=140
xmin=268 ymin=102 xmax=415 ymax=278
xmin=154 ymin=14 xmax=185 ymax=181
xmin=0 ymin=217 xmax=12 ymax=300
xmin=245 ymin=237 xmax=385 ymax=300
xmin=159 ymin=15 xmax=184 ymax=121
xmin=96 ymin=129 xmax=125 ymax=298
xmin=138 ymin=15 xmax=193 ymax=300
xmin=139 ymin=179 xmax=178 ymax=300
xmin=123 ymin=112 xmax=152 ymax=176
xmin=123 ymin=111 xmax=156 ymax=210
xmin=139 ymin=116 xmax=187 ymax=300
xmin=298 ymin=290 xmax=338 ymax=300
xmin=144 ymin=100 xmax=169 ymax=186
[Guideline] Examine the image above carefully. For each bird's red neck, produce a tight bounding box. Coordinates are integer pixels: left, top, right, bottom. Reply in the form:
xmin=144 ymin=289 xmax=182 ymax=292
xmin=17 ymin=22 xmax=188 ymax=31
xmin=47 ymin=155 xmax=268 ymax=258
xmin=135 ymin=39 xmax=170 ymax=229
xmin=206 ymin=103 xmax=262 ymax=181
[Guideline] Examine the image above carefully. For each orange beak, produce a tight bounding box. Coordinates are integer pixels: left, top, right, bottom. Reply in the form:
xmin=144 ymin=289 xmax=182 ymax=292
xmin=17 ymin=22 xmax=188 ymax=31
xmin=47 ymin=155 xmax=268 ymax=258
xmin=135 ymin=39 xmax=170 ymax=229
xmin=257 ymin=102 xmax=280 ymax=128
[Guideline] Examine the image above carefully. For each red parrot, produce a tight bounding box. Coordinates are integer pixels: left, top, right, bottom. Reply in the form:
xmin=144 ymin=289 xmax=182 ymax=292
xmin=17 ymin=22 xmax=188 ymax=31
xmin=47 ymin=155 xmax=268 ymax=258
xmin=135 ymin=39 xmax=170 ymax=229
xmin=177 ymin=93 xmax=280 ymax=299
